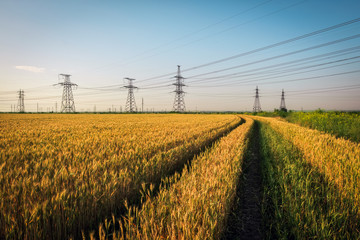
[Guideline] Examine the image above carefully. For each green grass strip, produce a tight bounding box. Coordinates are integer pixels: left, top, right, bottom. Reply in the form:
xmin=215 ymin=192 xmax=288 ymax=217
xmin=259 ymin=121 xmax=360 ymax=239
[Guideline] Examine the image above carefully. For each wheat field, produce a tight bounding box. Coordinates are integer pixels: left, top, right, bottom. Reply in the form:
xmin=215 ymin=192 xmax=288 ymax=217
xmin=1 ymin=113 xmax=359 ymax=239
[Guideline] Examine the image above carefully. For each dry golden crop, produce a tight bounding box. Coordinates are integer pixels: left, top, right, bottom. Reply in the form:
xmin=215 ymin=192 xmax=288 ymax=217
xmin=0 ymin=114 xmax=240 ymax=239
xmin=106 ymin=116 xmax=254 ymax=240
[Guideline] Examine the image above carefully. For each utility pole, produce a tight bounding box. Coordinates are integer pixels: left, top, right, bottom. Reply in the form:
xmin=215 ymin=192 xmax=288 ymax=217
xmin=173 ymin=65 xmax=186 ymax=112
xmin=124 ymin=77 xmax=137 ymax=112
xmin=17 ymin=89 xmax=25 ymax=113
xmin=55 ymin=102 xmax=58 ymax=113
xmin=56 ymin=74 xmax=77 ymax=113
xmin=253 ymin=86 xmax=261 ymax=113
xmin=280 ymin=89 xmax=287 ymax=112
xmin=142 ymin=98 xmax=144 ymax=112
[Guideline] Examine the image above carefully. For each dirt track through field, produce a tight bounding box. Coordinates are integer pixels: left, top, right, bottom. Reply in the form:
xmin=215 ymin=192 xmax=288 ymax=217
xmin=223 ymin=121 xmax=263 ymax=240
xmin=98 ymin=118 xmax=245 ymax=240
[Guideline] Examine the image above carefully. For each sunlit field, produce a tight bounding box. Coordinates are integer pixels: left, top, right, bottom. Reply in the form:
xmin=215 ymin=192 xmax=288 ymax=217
xmin=0 ymin=114 xmax=240 ymax=239
xmin=1 ymin=113 xmax=359 ymax=239
xmin=286 ymin=111 xmax=360 ymax=142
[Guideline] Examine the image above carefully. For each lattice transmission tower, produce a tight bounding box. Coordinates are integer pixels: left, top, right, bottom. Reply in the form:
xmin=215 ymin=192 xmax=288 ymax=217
xmin=57 ymin=74 xmax=77 ymax=113
xmin=17 ymin=89 xmax=25 ymax=112
xmin=124 ymin=77 xmax=137 ymax=112
xmin=280 ymin=89 xmax=287 ymax=111
xmin=253 ymin=86 xmax=261 ymax=112
xmin=173 ymin=65 xmax=186 ymax=112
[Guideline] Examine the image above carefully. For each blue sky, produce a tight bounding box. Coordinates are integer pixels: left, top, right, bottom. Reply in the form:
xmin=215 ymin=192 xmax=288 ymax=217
xmin=1 ymin=0 xmax=360 ymax=112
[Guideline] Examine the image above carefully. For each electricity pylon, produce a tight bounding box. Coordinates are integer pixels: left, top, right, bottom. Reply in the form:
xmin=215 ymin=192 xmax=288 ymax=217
xmin=57 ymin=74 xmax=77 ymax=113
xmin=17 ymin=89 xmax=25 ymax=112
xmin=173 ymin=65 xmax=186 ymax=112
xmin=124 ymin=77 xmax=137 ymax=112
xmin=253 ymin=86 xmax=261 ymax=112
xmin=280 ymin=89 xmax=287 ymax=111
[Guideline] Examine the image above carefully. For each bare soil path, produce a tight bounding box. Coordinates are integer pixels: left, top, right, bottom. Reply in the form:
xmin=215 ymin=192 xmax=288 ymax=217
xmin=223 ymin=121 xmax=263 ymax=240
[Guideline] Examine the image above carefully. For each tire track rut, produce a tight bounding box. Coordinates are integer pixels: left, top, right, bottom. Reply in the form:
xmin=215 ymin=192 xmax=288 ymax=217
xmin=224 ymin=120 xmax=263 ymax=240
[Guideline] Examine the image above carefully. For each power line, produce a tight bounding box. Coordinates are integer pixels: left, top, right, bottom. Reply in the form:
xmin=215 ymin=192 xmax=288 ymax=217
xmin=216 ymin=56 xmax=360 ymax=86
xmin=182 ymin=18 xmax=360 ymax=73
xmin=186 ymin=34 xmax=360 ymax=81
xmin=287 ymin=84 xmax=360 ymax=93
xmin=186 ymin=51 xmax=360 ymax=88
xmin=0 ymin=85 xmax=53 ymax=95
xmin=190 ymin=68 xmax=360 ymax=88
xmin=252 ymin=69 xmax=360 ymax=86
xmin=133 ymin=0 xmax=306 ymax=79
xmin=161 ymin=0 xmax=308 ymax=57
xmin=77 ymin=84 xmax=123 ymax=91
xmin=1 ymin=19 xmax=360 ymax=111
xmin=6 ymin=36 xmax=358 ymax=95
xmin=287 ymin=85 xmax=360 ymax=96
xmin=186 ymin=84 xmax=360 ymax=101
xmin=73 ymin=0 xmax=274 ymax=75
xmin=137 ymin=17 xmax=360 ymax=83
xmin=138 ymin=45 xmax=360 ymax=88
xmin=4 ymin=19 xmax=359 ymax=100
xmin=187 ymin=47 xmax=360 ymax=83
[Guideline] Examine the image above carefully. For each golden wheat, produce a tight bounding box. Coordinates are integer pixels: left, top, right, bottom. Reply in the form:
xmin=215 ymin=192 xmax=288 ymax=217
xmin=107 ymin=116 xmax=253 ymax=240
xmin=0 ymin=114 xmax=240 ymax=239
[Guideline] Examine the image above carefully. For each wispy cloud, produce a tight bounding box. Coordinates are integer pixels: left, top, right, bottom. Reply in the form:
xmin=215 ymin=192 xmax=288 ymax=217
xmin=15 ymin=65 xmax=45 ymax=73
